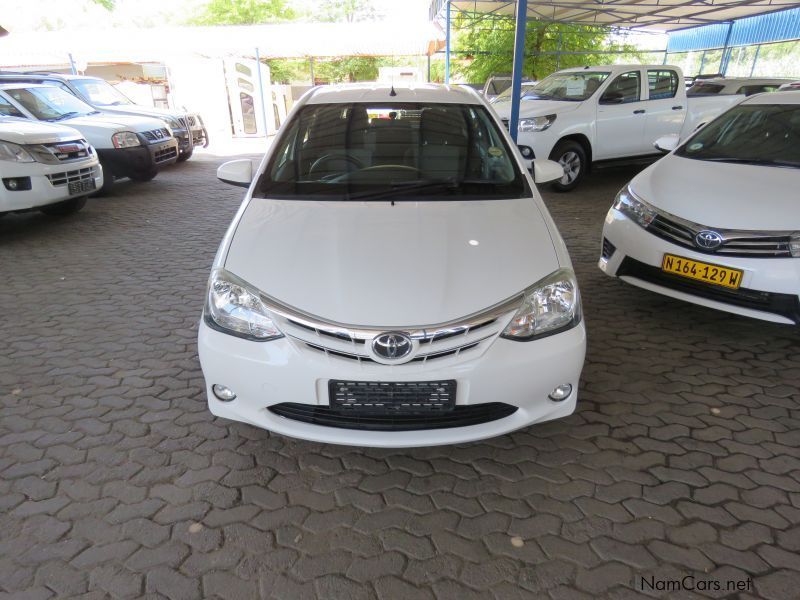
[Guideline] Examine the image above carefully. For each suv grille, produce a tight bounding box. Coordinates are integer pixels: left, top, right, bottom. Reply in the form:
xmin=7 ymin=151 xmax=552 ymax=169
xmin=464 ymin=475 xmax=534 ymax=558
xmin=154 ymin=146 xmax=178 ymax=164
xmin=28 ymin=139 xmax=92 ymax=164
xmin=142 ymin=128 xmax=171 ymax=143
xmin=648 ymin=213 xmax=794 ymax=258
xmin=330 ymin=380 xmax=455 ymax=414
xmin=47 ymin=166 xmax=96 ymax=186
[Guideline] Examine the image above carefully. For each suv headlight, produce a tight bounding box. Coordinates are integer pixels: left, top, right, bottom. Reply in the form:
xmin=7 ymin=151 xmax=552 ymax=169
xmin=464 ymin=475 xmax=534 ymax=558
xmin=519 ymin=114 xmax=556 ymax=132
xmin=0 ymin=141 xmax=35 ymax=163
xmin=111 ymin=131 xmax=141 ymax=148
xmin=613 ymin=185 xmax=657 ymax=228
xmin=502 ymin=268 xmax=581 ymax=340
xmin=205 ymin=269 xmax=283 ymax=341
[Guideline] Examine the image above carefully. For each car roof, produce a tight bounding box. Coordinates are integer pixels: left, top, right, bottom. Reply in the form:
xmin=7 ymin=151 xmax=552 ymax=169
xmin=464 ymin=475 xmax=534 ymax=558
xmin=694 ymin=77 xmax=792 ymax=85
xmin=742 ymin=90 xmax=800 ymax=105
xmin=558 ymin=64 xmax=679 ymax=73
xmin=305 ymin=83 xmax=483 ymax=105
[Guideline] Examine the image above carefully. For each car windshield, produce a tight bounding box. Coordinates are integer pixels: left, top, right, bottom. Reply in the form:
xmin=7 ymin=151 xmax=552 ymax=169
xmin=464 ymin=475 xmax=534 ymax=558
xmin=256 ymin=102 xmax=530 ymax=201
xmin=71 ymin=78 xmax=133 ymax=106
xmin=492 ymin=84 xmax=537 ymax=103
xmin=676 ymin=103 xmax=800 ymax=168
xmin=5 ymin=86 xmax=97 ymax=121
xmin=525 ymin=71 xmax=610 ymax=101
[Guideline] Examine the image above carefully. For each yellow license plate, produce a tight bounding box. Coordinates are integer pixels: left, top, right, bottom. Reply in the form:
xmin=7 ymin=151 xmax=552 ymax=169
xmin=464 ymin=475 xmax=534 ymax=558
xmin=661 ymin=254 xmax=743 ymax=289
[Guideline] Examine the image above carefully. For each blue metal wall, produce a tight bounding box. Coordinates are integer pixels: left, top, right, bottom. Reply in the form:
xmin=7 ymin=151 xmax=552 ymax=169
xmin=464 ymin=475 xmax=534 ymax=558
xmin=668 ymin=7 xmax=800 ymax=52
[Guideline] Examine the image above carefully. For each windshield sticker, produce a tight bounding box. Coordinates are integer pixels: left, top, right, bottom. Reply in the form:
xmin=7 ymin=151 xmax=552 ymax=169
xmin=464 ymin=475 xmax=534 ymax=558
xmin=488 ymin=146 xmax=504 ymax=158
xmin=688 ymin=142 xmax=703 ymax=152
xmin=566 ymin=78 xmax=585 ymax=96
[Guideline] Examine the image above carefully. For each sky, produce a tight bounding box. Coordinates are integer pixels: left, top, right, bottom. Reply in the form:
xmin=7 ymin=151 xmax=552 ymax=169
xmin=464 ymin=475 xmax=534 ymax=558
xmin=1 ymin=0 xmax=433 ymax=33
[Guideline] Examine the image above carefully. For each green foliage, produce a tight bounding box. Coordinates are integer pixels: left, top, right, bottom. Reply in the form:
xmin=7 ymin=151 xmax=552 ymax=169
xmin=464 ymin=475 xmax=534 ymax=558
xmin=91 ymin=0 xmax=114 ymax=9
xmin=314 ymin=56 xmax=386 ymax=82
xmin=315 ymin=0 xmax=380 ymax=22
xmin=265 ymin=58 xmax=310 ymax=84
xmin=452 ymin=15 xmax=638 ymax=83
xmin=190 ymin=0 xmax=297 ymax=25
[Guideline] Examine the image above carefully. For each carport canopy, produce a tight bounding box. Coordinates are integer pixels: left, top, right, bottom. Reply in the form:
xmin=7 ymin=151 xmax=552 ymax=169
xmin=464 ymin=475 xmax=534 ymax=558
xmin=430 ymin=0 xmax=800 ymax=141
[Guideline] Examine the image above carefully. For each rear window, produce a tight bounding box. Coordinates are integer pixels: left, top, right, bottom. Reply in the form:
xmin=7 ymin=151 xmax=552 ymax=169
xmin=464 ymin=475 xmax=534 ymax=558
xmin=687 ymin=82 xmax=725 ymax=96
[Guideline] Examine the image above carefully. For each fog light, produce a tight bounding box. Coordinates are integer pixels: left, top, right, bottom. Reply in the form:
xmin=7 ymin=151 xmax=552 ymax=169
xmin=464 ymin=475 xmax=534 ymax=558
xmin=548 ymin=384 xmax=572 ymax=401
xmin=3 ymin=177 xmax=31 ymax=191
xmin=517 ymin=145 xmax=534 ymax=159
xmin=212 ymin=384 xmax=236 ymax=402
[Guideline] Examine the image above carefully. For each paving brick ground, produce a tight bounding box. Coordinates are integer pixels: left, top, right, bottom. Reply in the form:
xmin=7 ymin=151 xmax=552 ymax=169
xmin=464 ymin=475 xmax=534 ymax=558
xmin=1 ymin=153 xmax=799 ymax=600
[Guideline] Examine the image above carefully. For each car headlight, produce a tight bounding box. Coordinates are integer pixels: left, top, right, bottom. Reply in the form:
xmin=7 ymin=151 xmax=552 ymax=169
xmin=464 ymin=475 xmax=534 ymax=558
xmin=791 ymin=232 xmax=800 ymax=258
xmin=205 ymin=268 xmax=283 ymax=341
xmin=613 ymin=185 xmax=657 ymax=228
xmin=519 ymin=114 xmax=556 ymax=132
xmin=111 ymin=132 xmax=141 ymax=148
xmin=502 ymin=268 xmax=581 ymax=340
xmin=0 ymin=141 xmax=35 ymax=163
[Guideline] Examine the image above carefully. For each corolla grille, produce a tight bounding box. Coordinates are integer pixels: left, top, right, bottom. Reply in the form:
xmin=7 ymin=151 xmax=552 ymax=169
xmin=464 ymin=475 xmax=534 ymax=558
xmin=649 ymin=212 xmax=794 ymax=258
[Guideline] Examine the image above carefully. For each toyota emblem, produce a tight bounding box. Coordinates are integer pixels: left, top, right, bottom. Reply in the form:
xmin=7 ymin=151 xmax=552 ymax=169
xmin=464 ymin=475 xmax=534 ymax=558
xmin=372 ymin=332 xmax=413 ymax=361
xmin=694 ymin=230 xmax=724 ymax=250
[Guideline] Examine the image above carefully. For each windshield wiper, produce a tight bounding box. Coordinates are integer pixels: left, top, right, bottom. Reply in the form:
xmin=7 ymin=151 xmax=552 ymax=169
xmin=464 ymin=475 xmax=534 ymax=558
xmin=697 ymin=157 xmax=799 ymax=168
xmin=49 ymin=111 xmax=81 ymax=121
xmin=346 ymin=179 xmax=460 ymax=202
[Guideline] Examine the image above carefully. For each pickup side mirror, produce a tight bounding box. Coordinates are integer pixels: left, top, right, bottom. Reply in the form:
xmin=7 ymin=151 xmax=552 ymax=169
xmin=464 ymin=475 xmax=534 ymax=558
xmin=217 ymin=159 xmax=254 ymax=188
xmin=532 ymin=159 xmax=565 ymax=184
xmin=654 ymin=134 xmax=679 ymax=153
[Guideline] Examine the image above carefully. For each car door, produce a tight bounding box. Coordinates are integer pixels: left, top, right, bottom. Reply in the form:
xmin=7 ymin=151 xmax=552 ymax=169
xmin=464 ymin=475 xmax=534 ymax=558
xmin=595 ymin=69 xmax=647 ymax=159
xmin=644 ymin=69 xmax=685 ymax=149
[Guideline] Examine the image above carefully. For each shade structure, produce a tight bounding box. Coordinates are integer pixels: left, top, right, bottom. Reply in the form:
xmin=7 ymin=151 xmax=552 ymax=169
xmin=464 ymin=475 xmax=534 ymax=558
xmin=431 ymin=1 xmax=800 ymax=32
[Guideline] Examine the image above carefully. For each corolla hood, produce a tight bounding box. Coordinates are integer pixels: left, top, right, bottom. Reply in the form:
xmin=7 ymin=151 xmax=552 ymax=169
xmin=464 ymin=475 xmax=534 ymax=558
xmin=0 ymin=118 xmax=82 ymax=144
xmin=224 ymin=198 xmax=561 ymax=326
xmin=494 ymin=99 xmax=581 ymax=119
xmin=63 ymin=113 xmax=168 ymax=132
xmin=631 ymin=155 xmax=800 ymax=230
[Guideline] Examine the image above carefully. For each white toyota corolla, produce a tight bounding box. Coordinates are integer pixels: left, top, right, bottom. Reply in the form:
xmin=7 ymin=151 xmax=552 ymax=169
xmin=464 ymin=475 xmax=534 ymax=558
xmin=199 ymin=84 xmax=586 ymax=447
xmin=600 ymin=91 xmax=800 ymax=325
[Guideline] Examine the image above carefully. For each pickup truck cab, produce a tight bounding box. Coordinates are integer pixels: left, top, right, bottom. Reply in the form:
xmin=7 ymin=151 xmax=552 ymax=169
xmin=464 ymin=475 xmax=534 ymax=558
xmin=0 ymin=72 xmax=207 ymax=160
xmin=0 ymin=115 xmax=102 ymax=216
xmin=494 ymin=65 xmax=743 ymax=191
xmin=0 ymin=83 xmax=178 ymax=194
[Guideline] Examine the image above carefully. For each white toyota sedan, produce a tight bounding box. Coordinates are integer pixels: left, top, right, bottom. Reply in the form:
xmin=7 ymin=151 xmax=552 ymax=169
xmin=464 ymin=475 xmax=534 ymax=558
xmin=199 ymin=84 xmax=586 ymax=447
xmin=600 ymin=91 xmax=800 ymax=325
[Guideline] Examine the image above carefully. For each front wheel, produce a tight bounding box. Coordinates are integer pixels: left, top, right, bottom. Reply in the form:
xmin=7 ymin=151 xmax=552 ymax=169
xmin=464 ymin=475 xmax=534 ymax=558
xmin=549 ymin=140 xmax=587 ymax=193
xmin=40 ymin=196 xmax=87 ymax=216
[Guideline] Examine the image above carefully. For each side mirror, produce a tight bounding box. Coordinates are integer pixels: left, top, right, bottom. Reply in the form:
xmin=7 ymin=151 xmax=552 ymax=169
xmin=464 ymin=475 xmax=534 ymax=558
xmin=653 ymin=134 xmax=679 ymax=153
xmin=532 ymin=159 xmax=565 ymax=184
xmin=217 ymin=159 xmax=254 ymax=188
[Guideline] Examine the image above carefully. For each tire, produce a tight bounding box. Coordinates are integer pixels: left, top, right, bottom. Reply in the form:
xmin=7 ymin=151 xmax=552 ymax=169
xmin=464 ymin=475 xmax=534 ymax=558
xmin=92 ymin=160 xmax=115 ymax=197
xmin=128 ymin=169 xmax=158 ymax=182
xmin=177 ymin=147 xmax=193 ymax=162
xmin=40 ymin=196 xmax=87 ymax=216
xmin=549 ymin=140 xmax=588 ymax=192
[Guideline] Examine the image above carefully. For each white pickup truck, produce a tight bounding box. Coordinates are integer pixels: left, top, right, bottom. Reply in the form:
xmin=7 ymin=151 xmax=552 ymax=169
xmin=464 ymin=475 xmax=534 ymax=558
xmin=493 ymin=64 xmax=744 ymax=191
xmin=0 ymin=115 xmax=102 ymax=216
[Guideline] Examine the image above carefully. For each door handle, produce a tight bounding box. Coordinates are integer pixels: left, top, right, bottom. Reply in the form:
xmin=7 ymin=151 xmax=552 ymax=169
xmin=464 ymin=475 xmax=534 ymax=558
xmin=633 ymin=109 xmax=646 ymax=114
xmin=672 ymin=105 xmax=684 ymax=110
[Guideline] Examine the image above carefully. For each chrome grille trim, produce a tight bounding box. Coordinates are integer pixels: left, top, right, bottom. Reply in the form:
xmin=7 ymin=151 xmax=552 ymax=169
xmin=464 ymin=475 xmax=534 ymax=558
xmin=27 ymin=139 xmax=92 ymax=165
xmin=46 ymin=166 xmax=96 ymax=186
xmin=647 ymin=209 xmax=795 ymax=259
xmin=142 ymin=128 xmax=171 ymax=143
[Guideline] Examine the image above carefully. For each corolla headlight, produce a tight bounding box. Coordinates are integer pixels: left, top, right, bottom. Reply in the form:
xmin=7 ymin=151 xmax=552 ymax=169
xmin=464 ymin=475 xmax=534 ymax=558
xmin=111 ymin=131 xmax=141 ymax=148
xmin=205 ymin=269 xmax=283 ymax=341
xmin=502 ymin=268 xmax=580 ymax=340
xmin=519 ymin=114 xmax=556 ymax=132
xmin=0 ymin=141 xmax=35 ymax=163
xmin=613 ymin=185 xmax=657 ymax=228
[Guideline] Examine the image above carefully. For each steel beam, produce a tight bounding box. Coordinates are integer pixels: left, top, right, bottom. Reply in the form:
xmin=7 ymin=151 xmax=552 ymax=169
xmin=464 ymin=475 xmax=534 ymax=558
xmin=509 ymin=0 xmax=528 ymax=143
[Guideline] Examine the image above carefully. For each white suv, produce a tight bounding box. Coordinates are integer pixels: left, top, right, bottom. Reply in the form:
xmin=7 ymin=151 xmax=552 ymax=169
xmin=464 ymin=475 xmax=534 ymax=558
xmin=199 ymin=83 xmax=586 ymax=447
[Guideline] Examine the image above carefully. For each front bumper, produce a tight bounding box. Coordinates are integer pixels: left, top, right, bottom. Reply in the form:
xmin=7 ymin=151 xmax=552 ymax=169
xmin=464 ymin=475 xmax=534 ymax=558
xmin=1 ymin=159 xmax=102 ymax=212
xmin=198 ymin=319 xmax=586 ymax=447
xmin=96 ymin=138 xmax=178 ymax=178
xmin=600 ymin=208 xmax=800 ymax=324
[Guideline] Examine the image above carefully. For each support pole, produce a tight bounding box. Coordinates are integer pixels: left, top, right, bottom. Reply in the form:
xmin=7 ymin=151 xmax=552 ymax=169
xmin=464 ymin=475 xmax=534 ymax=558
xmin=427 ymin=53 xmax=431 ymax=82
xmin=445 ymin=0 xmax=451 ymax=84
xmin=749 ymin=44 xmax=761 ymax=77
xmin=68 ymin=53 xmax=77 ymax=75
xmin=698 ymin=50 xmax=707 ymax=75
xmin=255 ymin=47 xmax=269 ymax=137
xmin=509 ymin=0 xmax=527 ymax=143
xmin=719 ymin=21 xmax=734 ymax=75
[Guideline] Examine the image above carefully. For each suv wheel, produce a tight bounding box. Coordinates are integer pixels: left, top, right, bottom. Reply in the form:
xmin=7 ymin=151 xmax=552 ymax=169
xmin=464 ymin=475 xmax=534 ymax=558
xmin=549 ymin=140 xmax=587 ymax=192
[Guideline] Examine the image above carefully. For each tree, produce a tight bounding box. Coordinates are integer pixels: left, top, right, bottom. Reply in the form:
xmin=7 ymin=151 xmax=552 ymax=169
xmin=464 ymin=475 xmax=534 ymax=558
xmin=190 ymin=0 xmax=296 ymax=25
xmin=315 ymin=0 xmax=380 ymax=23
xmin=452 ymin=14 xmax=638 ymax=83
xmin=313 ymin=56 xmax=386 ymax=82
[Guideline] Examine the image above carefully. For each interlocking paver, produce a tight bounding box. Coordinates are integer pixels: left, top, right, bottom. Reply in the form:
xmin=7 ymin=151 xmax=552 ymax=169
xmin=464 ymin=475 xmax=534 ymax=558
xmin=1 ymin=157 xmax=798 ymax=598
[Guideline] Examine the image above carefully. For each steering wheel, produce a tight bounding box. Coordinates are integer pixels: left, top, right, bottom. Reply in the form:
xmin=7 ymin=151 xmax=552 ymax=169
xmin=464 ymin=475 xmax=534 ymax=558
xmin=309 ymin=154 xmax=364 ymax=176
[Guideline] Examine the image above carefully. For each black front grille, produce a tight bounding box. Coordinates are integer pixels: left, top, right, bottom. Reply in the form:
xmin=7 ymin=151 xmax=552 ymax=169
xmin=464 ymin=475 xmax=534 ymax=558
xmin=617 ymin=257 xmax=800 ymax=324
xmin=330 ymin=380 xmax=456 ymax=414
xmin=648 ymin=215 xmax=793 ymax=258
xmin=154 ymin=146 xmax=178 ymax=164
xmin=268 ymin=402 xmax=517 ymax=431
xmin=601 ymin=237 xmax=616 ymax=260
xmin=142 ymin=128 xmax=171 ymax=143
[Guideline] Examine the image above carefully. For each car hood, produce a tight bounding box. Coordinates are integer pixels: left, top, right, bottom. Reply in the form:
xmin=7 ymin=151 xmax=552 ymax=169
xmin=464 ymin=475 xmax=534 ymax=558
xmin=224 ymin=198 xmax=560 ymax=326
xmin=632 ymin=154 xmax=800 ymax=230
xmin=98 ymin=104 xmax=184 ymax=122
xmin=0 ymin=117 xmax=83 ymax=144
xmin=494 ymin=99 xmax=581 ymax=119
xmin=62 ymin=113 xmax=167 ymax=132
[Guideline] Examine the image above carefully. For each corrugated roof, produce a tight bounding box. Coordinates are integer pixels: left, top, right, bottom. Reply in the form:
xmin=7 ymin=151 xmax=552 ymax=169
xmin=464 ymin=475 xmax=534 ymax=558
xmin=431 ymin=1 xmax=800 ymax=32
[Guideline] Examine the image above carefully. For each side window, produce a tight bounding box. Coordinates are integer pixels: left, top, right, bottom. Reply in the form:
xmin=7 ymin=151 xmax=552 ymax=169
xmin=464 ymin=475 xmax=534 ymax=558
xmin=0 ymin=95 xmax=25 ymax=117
xmin=600 ymin=71 xmax=641 ymax=104
xmin=648 ymin=70 xmax=679 ymax=100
